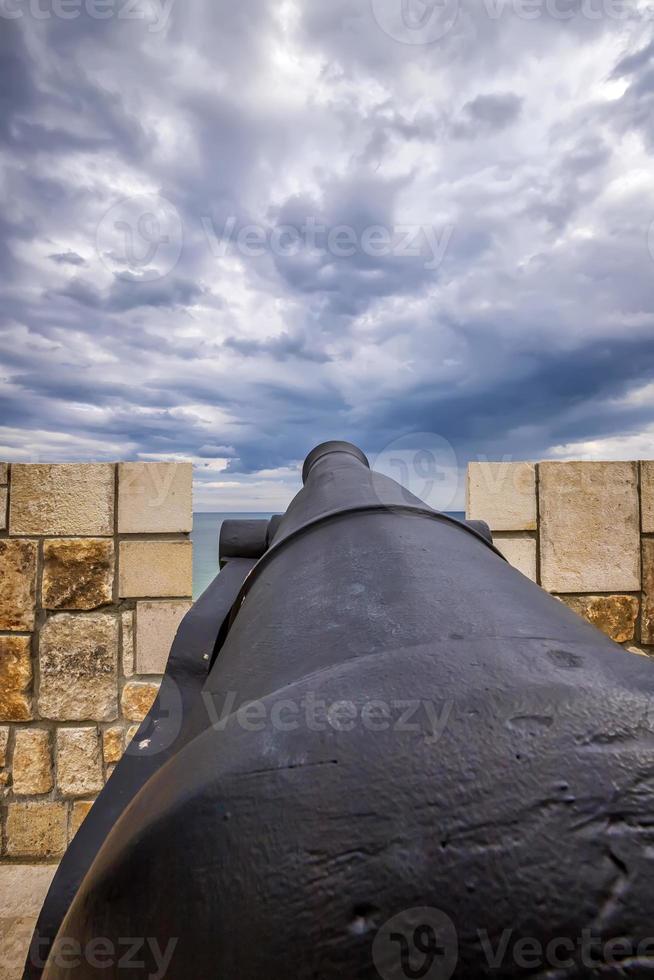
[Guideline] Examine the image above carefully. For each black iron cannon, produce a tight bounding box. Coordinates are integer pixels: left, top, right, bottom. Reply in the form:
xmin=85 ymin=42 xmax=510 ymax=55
xmin=27 ymin=441 xmax=654 ymax=979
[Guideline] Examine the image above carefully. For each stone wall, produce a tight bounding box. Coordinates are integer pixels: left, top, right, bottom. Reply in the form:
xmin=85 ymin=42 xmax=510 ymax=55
xmin=467 ymin=460 xmax=653 ymax=654
xmin=0 ymin=462 xmax=192 ymax=978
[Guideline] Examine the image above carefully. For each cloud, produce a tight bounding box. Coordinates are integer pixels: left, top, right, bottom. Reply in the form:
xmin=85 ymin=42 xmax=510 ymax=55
xmin=1 ymin=1 xmax=654 ymax=509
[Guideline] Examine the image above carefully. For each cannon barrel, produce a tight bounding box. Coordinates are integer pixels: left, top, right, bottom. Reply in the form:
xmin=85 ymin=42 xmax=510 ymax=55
xmin=30 ymin=441 xmax=654 ymax=979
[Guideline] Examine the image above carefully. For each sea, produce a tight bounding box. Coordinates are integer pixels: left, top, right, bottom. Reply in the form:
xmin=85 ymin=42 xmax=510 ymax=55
xmin=192 ymin=511 xmax=465 ymax=599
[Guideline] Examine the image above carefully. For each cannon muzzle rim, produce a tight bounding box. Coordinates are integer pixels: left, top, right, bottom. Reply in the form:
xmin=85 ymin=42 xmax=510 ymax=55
xmin=302 ymin=440 xmax=370 ymax=484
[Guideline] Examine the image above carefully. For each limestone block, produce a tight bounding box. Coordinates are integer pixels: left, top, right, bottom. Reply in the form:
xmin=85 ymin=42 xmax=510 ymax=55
xmin=0 ymin=728 xmax=8 ymax=767
xmin=0 ymin=864 xmax=57 ymax=980
xmin=560 ymin=595 xmax=639 ymax=644
xmin=102 ymin=726 xmax=123 ymax=764
xmin=136 ymin=600 xmax=192 ymax=674
xmin=38 ymin=613 xmax=118 ymax=722
xmin=642 ymin=539 xmax=654 ymax=645
xmin=494 ymin=535 xmax=537 ymax=581
xmin=9 ymin=463 xmax=114 ymax=536
xmin=642 ymin=461 xmax=654 ymax=532
xmin=0 ymin=636 xmax=33 ymax=722
xmin=0 ymin=463 xmax=7 ymax=484
xmin=12 ymin=729 xmax=52 ymax=796
xmin=0 ymin=486 xmax=6 ymax=530
xmin=119 ymin=540 xmax=192 ymax=598
xmin=5 ymin=802 xmax=67 ymax=858
xmin=466 ymin=462 xmax=537 ymax=531
xmin=42 ymin=539 xmax=114 ymax=611
xmin=121 ymin=681 xmax=160 ymax=722
xmin=105 ymin=764 xmax=116 ymax=782
xmin=0 ymin=539 xmax=37 ymax=632
xmin=69 ymin=800 xmax=94 ymax=841
xmin=539 ymin=462 xmax=640 ymax=592
xmin=118 ymin=462 xmax=192 ymax=534
xmin=121 ymin=610 xmax=134 ymax=677
xmin=56 ymin=728 xmax=104 ymax=797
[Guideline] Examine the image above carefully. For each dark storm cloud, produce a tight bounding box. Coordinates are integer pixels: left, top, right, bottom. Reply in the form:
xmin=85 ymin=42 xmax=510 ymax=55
xmin=1 ymin=0 xmax=653 ymax=501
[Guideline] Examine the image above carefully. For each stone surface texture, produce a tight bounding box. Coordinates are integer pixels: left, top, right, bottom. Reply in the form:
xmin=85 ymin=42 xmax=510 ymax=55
xmin=466 ymin=462 xmax=537 ymax=531
xmin=0 ymin=864 xmax=57 ymax=980
xmin=642 ymin=461 xmax=654 ymax=533
xmin=539 ymin=461 xmax=640 ymax=593
xmin=69 ymin=800 xmax=94 ymax=841
xmin=102 ymin=727 xmax=123 ymax=764
xmin=5 ymin=802 xmax=67 ymax=858
xmin=9 ymin=463 xmax=114 ymax=535
xmin=38 ymin=614 xmax=118 ymax=721
xmin=0 ymin=539 xmax=37 ymax=631
xmin=642 ymin=538 xmax=654 ymax=645
xmin=0 ymin=463 xmax=7 ymax=484
xmin=12 ymin=729 xmax=52 ymax=796
xmin=0 ymin=637 xmax=33 ymax=722
xmin=56 ymin=728 xmax=104 ymax=797
xmin=118 ymin=462 xmax=193 ymax=533
xmin=0 ymin=486 xmax=6 ymax=531
xmin=119 ymin=540 xmax=193 ymax=597
xmin=136 ymin=600 xmax=192 ymax=674
xmin=0 ymin=729 xmax=8 ymax=768
xmin=494 ymin=535 xmax=537 ymax=581
xmin=560 ymin=595 xmax=639 ymax=644
xmin=42 ymin=538 xmax=114 ymax=610
xmin=121 ymin=610 xmax=134 ymax=677
xmin=121 ymin=682 xmax=160 ymax=722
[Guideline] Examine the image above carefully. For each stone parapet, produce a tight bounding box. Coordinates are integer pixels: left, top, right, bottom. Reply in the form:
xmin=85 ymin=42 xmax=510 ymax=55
xmin=467 ymin=458 xmax=654 ymax=659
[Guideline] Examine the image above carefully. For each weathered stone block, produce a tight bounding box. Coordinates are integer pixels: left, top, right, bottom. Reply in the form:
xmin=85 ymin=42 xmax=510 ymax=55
xmin=118 ymin=462 xmax=193 ymax=534
xmin=5 ymin=802 xmax=67 ymax=858
xmin=0 ymin=636 xmax=33 ymax=722
xmin=119 ymin=540 xmax=192 ymax=598
xmin=12 ymin=729 xmax=52 ymax=796
xmin=0 ymin=463 xmax=7 ymax=484
xmin=56 ymin=728 xmax=104 ymax=797
xmin=9 ymin=463 xmax=114 ymax=536
xmin=121 ymin=681 xmax=160 ymax=722
xmin=42 ymin=538 xmax=114 ymax=611
xmin=642 ymin=539 xmax=654 ymax=645
xmin=560 ymin=595 xmax=639 ymax=644
xmin=0 ymin=728 xmax=8 ymax=767
xmin=121 ymin=610 xmax=134 ymax=677
xmin=136 ymin=600 xmax=192 ymax=674
xmin=0 ymin=539 xmax=37 ymax=631
xmin=69 ymin=800 xmax=94 ymax=841
xmin=642 ymin=461 xmax=654 ymax=533
xmin=494 ymin=535 xmax=537 ymax=581
xmin=0 ymin=486 xmax=6 ymax=531
xmin=102 ymin=726 xmax=123 ymax=764
xmin=39 ymin=613 xmax=118 ymax=722
xmin=466 ymin=462 xmax=537 ymax=531
xmin=0 ymin=864 xmax=57 ymax=980
xmin=539 ymin=462 xmax=640 ymax=592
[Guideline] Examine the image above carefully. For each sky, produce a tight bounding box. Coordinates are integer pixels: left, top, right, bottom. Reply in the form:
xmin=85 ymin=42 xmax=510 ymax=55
xmin=1 ymin=0 xmax=654 ymax=512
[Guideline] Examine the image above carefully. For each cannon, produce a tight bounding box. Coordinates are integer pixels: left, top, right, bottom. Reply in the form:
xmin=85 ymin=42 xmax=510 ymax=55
xmin=27 ymin=441 xmax=654 ymax=978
